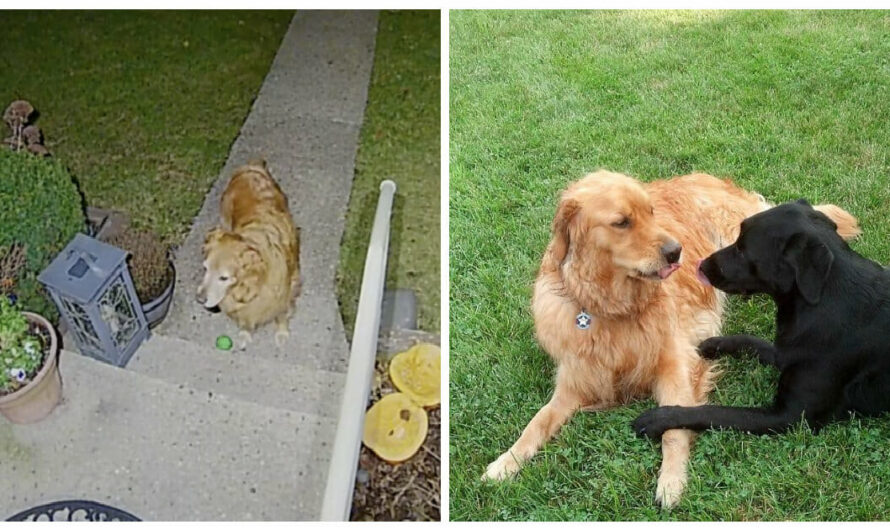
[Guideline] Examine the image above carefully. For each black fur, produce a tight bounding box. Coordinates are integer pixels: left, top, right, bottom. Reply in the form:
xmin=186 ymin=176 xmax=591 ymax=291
xmin=633 ymin=199 xmax=890 ymax=439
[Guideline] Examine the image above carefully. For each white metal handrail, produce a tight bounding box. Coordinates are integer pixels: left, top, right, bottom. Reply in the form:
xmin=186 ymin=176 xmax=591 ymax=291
xmin=320 ymin=179 xmax=397 ymax=521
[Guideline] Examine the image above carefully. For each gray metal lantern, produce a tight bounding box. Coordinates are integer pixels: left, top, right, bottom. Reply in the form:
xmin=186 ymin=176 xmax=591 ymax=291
xmin=38 ymin=233 xmax=149 ymax=367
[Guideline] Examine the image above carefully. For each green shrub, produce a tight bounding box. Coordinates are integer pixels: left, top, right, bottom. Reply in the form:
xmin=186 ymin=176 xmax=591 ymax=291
xmin=0 ymin=150 xmax=85 ymax=321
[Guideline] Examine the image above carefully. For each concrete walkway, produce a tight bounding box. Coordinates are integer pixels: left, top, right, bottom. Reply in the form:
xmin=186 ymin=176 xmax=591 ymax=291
xmin=0 ymin=11 xmax=379 ymax=521
xmin=162 ymin=10 xmax=379 ymax=372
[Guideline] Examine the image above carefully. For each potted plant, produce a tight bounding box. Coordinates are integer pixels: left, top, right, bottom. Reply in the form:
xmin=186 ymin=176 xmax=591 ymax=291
xmin=105 ymin=228 xmax=175 ymax=328
xmin=0 ymin=296 xmax=61 ymax=423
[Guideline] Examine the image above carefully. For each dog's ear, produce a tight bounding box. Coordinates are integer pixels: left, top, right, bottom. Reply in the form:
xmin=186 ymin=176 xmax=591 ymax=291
xmin=228 ymin=245 xmax=264 ymax=304
xmin=550 ymin=197 xmax=580 ymax=265
xmin=204 ymin=227 xmax=225 ymax=244
xmin=783 ymin=232 xmax=834 ymax=305
xmin=795 ymin=198 xmax=813 ymax=208
xmin=203 ymin=227 xmax=227 ymax=254
xmin=238 ymin=245 xmax=263 ymax=274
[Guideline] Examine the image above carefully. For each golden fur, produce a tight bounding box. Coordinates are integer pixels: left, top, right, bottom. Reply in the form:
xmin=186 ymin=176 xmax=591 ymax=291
xmin=197 ymin=159 xmax=301 ymax=349
xmin=483 ymin=170 xmax=860 ymax=507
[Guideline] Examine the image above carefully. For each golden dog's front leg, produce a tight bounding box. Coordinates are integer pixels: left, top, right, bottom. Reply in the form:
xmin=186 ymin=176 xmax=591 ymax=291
xmin=655 ymin=428 xmax=695 ymax=509
xmin=651 ymin=351 xmax=701 ymax=509
xmin=237 ymin=330 xmax=253 ymax=350
xmin=274 ymin=313 xmax=290 ymax=348
xmin=482 ymin=379 xmax=585 ymax=481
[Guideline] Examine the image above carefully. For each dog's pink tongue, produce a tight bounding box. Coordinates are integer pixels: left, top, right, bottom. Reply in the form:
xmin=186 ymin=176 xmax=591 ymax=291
xmin=696 ymin=260 xmax=711 ymax=286
xmin=657 ymin=262 xmax=680 ymax=279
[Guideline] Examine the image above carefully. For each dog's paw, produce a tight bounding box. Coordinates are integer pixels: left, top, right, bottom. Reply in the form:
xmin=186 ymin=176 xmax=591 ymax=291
xmin=482 ymin=452 xmax=521 ymax=481
xmin=237 ymin=330 xmax=252 ymax=350
xmin=632 ymin=407 xmax=674 ymax=440
xmin=655 ymin=471 xmax=686 ymax=509
xmin=274 ymin=329 xmax=289 ymax=348
xmin=697 ymin=336 xmax=729 ymax=359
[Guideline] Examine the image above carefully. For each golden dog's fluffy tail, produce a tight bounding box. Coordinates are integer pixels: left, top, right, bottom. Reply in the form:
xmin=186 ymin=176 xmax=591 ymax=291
xmin=814 ymin=204 xmax=862 ymax=241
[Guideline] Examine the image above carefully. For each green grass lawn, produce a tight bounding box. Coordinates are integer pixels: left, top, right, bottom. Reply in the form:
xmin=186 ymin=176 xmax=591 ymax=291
xmin=450 ymin=10 xmax=890 ymax=521
xmin=338 ymin=10 xmax=441 ymax=333
xmin=0 ymin=11 xmax=291 ymax=243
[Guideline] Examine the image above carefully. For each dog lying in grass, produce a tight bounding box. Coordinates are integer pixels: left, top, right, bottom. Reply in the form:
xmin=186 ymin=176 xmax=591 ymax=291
xmin=633 ymin=199 xmax=878 ymax=439
xmin=483 ymin=171 xmax=772 ymax=508
xmin=196 ymin=158 xmax=300 ymax=350
xmin=482 ymin=171 xmax=860 ymax=508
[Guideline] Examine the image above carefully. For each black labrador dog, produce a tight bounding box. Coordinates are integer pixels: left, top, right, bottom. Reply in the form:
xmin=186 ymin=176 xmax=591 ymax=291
xmin=633 ymin=199 xmax=890 ymax=438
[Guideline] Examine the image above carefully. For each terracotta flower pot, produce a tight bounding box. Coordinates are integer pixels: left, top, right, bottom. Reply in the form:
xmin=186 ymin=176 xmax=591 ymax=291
xmin=0 ymin=312 xmax=62 ymax=424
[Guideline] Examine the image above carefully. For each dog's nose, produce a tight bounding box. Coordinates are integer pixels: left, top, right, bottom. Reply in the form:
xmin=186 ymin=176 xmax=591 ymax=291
xmin=661 ymin=241 xmax=682 ymax=264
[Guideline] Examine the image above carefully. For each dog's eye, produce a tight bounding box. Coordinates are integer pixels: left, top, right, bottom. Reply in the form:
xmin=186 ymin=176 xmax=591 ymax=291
xmin=612 ymin=217 xmax=631 ymax=229
xmin=219 ymin=275 xmax=229 ymax=282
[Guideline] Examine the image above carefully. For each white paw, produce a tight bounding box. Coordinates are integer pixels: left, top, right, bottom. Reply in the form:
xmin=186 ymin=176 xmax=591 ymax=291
xmin=274 ymin=329 xmax=289 ymax=348
xmin=482 ymin=452 xmax=521 ymax=481
xmin=237 ymin=330 xmax=252 ymax=350
xmin=655 ymin=472 xmax=686 ymax=509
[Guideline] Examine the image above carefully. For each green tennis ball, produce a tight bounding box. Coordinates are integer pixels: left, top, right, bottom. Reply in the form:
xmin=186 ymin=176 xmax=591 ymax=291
xmin=216 ymin=335 xmax=233 ymax=351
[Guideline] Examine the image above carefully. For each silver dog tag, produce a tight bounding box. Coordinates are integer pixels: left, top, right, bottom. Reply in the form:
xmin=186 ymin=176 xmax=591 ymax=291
xmin=575 ymin=310 xmax=592 ymax=330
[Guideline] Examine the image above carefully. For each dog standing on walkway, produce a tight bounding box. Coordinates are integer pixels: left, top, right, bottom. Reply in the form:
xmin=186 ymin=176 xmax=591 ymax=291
xmin=197 ymin=158 xmax=301 ymax=349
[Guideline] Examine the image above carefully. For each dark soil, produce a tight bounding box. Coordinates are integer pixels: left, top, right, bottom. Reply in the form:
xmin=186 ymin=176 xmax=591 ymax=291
xmin=30 ymin=320 xmax=51 ymax=355
xmin=350 ymin=359 xmax=440 ymax=521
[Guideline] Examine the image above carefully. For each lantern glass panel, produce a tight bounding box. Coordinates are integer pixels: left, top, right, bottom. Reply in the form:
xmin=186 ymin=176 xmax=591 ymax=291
xmin=99 ymin=277 xmax=139 ymax=349
xmin=60 ymin=296 xmax=102 ymax=352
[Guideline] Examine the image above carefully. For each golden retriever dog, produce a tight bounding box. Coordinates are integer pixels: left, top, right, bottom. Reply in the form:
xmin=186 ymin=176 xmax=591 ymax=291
xmin=482 ymin=170 xmax=860 ymax=507
xmin=197 ymin=158 xmax=300 ymax=349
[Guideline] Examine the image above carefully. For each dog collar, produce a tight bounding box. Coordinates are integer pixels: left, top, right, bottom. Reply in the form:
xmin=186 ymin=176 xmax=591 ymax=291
xmin=575 ymin=309 xmax=592 ymax=330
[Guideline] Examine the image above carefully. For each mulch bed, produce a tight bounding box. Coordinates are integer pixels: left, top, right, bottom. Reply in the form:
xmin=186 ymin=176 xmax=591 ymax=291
xmin=350 ymin=359 xmax=440 ymax=521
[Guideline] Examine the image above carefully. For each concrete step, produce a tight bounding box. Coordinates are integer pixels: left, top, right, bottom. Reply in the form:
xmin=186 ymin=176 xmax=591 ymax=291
xmin=128 ymin=333 xmax=345 ymax=418
xmin=1 ymin=350 xmax=335 ymax=521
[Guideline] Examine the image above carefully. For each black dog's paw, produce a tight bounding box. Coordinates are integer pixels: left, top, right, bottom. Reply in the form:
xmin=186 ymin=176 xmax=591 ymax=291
xmin=632 ymin=407 xmax=675 ymax=440
xmin=697 ymin=336 xmax=732 ymax=360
